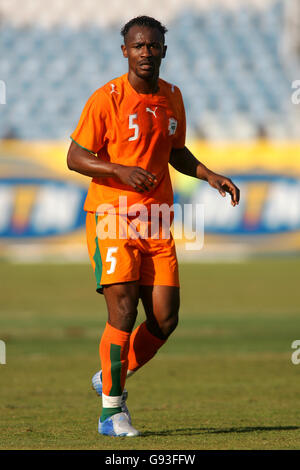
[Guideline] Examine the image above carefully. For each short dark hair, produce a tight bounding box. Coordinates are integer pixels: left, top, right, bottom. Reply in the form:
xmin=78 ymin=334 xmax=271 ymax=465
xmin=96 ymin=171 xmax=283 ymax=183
xmin=121 ymin=16 xmax=168 ymax=43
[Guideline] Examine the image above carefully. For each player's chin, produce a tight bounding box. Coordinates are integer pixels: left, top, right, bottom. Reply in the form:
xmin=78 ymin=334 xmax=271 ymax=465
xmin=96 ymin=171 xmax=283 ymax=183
xmin=136 ymin=68 xmax=156 ymax=79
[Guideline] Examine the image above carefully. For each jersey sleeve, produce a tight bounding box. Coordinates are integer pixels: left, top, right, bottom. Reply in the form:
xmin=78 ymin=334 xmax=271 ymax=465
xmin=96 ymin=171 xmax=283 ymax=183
xmin=70 ymin=89 xmax=111 ymax=154
xmin=172 ymin=88 xmax=186 ymax=149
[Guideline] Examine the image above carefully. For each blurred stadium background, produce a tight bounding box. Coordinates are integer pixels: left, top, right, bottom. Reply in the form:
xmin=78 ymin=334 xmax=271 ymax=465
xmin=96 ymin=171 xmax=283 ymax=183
xmin=0 ymin=0 xmax=300 ymax=260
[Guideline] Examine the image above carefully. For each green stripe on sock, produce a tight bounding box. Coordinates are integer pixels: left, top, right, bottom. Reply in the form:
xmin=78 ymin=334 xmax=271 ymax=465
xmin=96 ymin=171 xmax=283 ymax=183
xmin=93 ymin=214 xmax=103 ymax=291
xmin=109 ymin=344 xmax=122 ymax=396
xmin=100 ymin=344 xmax=123 ymax=422
xmin=101 ymin=407 xmax=122 ymax=422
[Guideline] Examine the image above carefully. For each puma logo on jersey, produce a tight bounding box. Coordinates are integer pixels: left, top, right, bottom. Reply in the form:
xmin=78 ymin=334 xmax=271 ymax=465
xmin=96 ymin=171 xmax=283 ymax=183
xmin=110 ymin=84 xmax=119 ymax=94
xmin=146 ymin=106 xmax=158 ymax=118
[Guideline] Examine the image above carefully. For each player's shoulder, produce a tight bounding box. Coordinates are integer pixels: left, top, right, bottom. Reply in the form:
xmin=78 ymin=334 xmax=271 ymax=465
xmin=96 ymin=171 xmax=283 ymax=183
xmin=158 ymin=78 xmax=183 ymax=98
xmin=87 ymin=75 xmax=126 ymax=105
xmin=100 ymin=74 xmax=126 ymax=99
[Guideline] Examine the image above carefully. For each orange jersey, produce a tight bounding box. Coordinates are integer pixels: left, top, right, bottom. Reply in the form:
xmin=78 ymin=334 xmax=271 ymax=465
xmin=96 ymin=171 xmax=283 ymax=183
xmin=71 ymin=73 xmax=186 ymax=213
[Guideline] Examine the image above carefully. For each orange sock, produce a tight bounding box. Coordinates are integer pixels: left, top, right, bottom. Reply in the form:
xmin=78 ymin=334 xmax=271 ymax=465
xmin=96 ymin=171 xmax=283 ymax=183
xmin=127 ymin=321 xmax=166 ymax=374
xmin=99 ymin=322 xmax=130 ymax=397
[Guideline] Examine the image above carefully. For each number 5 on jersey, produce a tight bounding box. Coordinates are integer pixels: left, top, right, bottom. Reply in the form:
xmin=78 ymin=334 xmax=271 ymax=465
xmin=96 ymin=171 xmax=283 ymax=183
xmin=106 ymin=247 xmax=118 ymax=274
xmin=128 ymin=114 xmax=139 ymax=141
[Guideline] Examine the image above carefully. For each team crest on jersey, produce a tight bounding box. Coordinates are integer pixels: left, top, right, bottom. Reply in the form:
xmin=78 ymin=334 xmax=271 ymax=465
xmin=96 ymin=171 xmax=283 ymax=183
xmin=168 ymin=117 xmax=177 ymax=135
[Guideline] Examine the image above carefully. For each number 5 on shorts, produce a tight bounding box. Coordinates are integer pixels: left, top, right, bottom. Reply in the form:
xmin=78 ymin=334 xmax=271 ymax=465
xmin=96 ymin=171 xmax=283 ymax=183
xmin=106 ymin=247 xmax=118 ymax=274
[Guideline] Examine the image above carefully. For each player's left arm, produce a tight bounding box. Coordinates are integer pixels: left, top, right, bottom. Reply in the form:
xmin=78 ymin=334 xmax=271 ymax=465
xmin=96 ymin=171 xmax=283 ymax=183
xmin=169 ymin=146 xmax=240 ymax=207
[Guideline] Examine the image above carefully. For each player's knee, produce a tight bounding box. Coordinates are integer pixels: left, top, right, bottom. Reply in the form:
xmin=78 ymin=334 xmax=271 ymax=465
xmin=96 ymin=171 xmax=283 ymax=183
xmin=159 ymin=311 xmax=179 ymax=338
xmin=110 ymin=293 xmax=138 ymax=332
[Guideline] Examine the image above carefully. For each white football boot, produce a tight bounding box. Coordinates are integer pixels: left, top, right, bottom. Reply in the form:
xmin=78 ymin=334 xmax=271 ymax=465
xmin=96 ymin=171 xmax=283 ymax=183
xmin=98 ymin=412 xmax=140 ymax=437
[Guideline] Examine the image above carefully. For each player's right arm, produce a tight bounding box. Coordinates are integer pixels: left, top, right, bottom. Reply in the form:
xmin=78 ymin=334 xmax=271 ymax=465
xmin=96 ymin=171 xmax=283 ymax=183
xmin=67 ymin=140 xmax=156 ymax=193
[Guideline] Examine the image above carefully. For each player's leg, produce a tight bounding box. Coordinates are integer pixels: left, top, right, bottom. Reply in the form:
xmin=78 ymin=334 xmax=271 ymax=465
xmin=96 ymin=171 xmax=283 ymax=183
xmin=100 ymin=282 xmax=139 ymax=406
xmin=98 ymin=281 xmax=140 ymax=436
xmin=126 ymin=285 xmax=179 ymax=375
xmin=86 ymin=212 xmax=141 ymax=435
xmin=126 ymin=226 xmax=180 ymax=376
xmin=103 ymin=281 xmax=139 ymax=332
xmin=101 ymin=281 xmax=139 ymax=418
xmin=92 ymin=230 xmax=180 ymax=393
xmin=141 ymin=285 xmax=180 ymax=339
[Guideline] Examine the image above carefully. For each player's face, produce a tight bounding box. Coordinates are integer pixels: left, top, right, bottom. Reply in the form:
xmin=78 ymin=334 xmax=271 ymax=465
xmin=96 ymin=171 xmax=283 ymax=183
xmin=121 ymin=26 xmax=167 ymax=81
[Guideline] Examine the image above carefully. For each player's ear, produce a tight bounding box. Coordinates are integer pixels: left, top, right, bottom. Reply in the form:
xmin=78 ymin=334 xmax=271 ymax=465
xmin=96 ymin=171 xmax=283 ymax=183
xmin=162 ymin=45 xmax=167 ymax=58
xmin=121 ymin=44 xmax=128 ymax=58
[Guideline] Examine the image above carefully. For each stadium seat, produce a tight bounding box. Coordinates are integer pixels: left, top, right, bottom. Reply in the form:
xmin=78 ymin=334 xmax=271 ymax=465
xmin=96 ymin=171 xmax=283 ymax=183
xmin=0 ymin=0 xmax=297 ymax=140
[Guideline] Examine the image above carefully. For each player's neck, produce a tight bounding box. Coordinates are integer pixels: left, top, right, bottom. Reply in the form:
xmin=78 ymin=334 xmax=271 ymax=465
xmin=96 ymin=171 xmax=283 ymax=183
xmin=127 ymin=71 xmax=159 ymax=95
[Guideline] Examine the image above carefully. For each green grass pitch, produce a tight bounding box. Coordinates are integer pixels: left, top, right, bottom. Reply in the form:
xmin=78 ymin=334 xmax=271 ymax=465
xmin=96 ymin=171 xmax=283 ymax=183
xmin=0 ymin=258 xmax=300 ymax=450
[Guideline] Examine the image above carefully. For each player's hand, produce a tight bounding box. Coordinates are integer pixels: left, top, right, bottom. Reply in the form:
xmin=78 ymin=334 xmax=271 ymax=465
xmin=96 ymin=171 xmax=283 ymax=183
xmin=114 ymin=165 xmax=157 ymax=192
xmin=207 ymin=172 xmax=240 ymax=207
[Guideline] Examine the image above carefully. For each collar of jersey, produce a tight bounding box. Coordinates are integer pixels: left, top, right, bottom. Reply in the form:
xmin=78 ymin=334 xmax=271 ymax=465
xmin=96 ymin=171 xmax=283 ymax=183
xmin=124 ymin=73 xmax=166 ymax=103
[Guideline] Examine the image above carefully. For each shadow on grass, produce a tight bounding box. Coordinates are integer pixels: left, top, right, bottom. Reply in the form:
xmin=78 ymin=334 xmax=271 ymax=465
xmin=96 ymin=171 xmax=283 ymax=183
xmin=141 ymin=425 xmax=300 ymax=437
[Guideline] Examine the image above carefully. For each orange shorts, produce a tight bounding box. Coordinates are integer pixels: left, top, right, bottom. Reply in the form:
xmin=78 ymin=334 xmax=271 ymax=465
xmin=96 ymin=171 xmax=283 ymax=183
xmin=86 ymin=211 xmax=179 ymax=293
